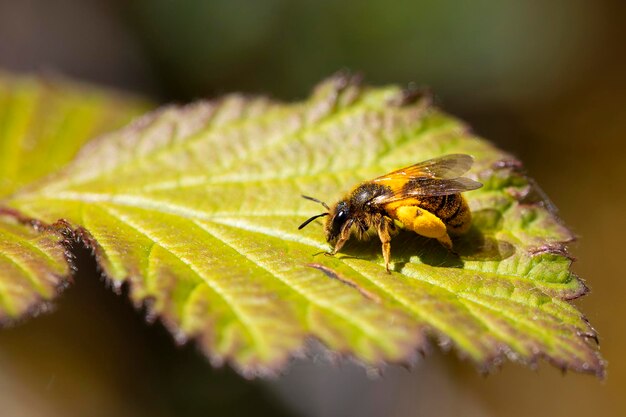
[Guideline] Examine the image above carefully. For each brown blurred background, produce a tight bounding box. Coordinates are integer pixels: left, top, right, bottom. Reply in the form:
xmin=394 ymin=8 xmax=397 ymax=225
xmin=0 ymin=1 xmax=624 ymax=416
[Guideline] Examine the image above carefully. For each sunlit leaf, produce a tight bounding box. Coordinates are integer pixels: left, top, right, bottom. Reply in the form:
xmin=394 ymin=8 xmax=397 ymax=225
xmin=0 ymin=72 xmax=151 ymax=321
xmin=4 ymin=74 xmax=604 ymax=377
xmin=0 ymin=212 xmax=69 ymax=321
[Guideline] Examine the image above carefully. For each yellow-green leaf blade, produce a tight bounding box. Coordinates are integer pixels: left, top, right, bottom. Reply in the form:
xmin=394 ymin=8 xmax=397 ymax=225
xmin=0 ymin=213 xmax=68 ymax=320
xmin=0 ymin=72 xmax=152 ymax=322
xmin=0 ymin=71 xmax=151 ymax=198
xmin=7 ymin=75 xmax=603 ymax=377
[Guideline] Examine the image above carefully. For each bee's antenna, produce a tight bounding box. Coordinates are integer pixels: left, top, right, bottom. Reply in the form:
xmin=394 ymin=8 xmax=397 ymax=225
xmin=302 ymin=195 xmax=330 ymax=210
xmin=298 ymin=213 xmax=329 ymax=230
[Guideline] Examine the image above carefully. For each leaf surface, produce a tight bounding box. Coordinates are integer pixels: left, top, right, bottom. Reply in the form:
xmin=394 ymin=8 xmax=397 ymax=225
xmin=0 ymin=212 xmax=69 ymax=321
xmin=4 ymin=75 xmax=604 ymax=377
xmin=0 ymin=73 xmax=151 ymax=320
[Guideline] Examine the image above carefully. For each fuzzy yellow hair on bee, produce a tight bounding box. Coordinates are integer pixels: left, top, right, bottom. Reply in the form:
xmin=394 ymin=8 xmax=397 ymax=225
xmin=299 ymin=154 xmax=482 ymax=272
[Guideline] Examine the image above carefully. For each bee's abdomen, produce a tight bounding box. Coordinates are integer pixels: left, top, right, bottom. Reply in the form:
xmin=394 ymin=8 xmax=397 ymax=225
xmin=419 ymin=194 xmax=471 ymax=234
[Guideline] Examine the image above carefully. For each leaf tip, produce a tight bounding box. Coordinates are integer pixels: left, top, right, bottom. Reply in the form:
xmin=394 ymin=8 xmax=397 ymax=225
xmin=391 ymin=83 xmax=433 ymax=107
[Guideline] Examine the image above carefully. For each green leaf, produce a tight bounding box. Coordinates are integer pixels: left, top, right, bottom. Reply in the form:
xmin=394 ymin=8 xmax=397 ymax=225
xmin=0 ymin=212 xmax=69 ymax=321
xmin=0 ymin=72 xmax=151 ymax=321
xmin=3 ymin=74 xmax=604 ymax=377
xmin=0 ymin=72 xmax=151 ymax=198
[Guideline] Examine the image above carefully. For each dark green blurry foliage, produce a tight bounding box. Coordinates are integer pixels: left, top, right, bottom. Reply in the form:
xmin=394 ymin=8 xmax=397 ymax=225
xmin=130 ymin=0 xmax=600 ymax=102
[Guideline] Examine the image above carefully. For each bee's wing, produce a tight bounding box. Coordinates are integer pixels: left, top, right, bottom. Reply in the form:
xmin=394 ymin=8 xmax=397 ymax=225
xmin=370 ymin=154 xmax=482 ymax=203
xmin=400 ymin=176 xmax=483 ymax=196
xmin=373 ymin=154 xmax=475 ymax=181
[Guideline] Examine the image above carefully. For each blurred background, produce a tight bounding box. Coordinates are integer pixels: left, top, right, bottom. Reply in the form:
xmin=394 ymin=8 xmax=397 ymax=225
xmin=0 ymin=0 xmax=624 ymax=416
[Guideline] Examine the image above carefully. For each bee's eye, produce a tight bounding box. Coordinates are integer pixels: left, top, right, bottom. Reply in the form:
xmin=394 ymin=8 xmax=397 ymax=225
xmin=332 ymin=208 xmax=349 ymax=232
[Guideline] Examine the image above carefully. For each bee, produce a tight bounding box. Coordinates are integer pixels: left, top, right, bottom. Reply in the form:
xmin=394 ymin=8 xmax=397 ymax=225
xmin=298 ymin=154 xmax=482 ymax=272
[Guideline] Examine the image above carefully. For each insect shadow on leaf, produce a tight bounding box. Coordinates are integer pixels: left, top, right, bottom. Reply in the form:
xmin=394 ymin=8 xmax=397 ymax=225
xmin=308 ymin=208 xmax=515 ymax=272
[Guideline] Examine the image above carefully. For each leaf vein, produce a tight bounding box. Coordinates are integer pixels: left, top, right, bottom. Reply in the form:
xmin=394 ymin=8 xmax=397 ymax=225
xmin=195 ymin=220 xmax=393 ymax=346
xmin=99 ymin=205 xmax=271 ymax=354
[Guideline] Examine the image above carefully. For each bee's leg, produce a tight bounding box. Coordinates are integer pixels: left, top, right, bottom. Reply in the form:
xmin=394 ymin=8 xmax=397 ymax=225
xmin=326 ymin=220 xmax=353 ymax=256
xmin=394 ymin=206 xmax=454 ymax=252
xmin=327 ymin=236 xmax=347 ymax=256
xmin=437 ymin=233 xmax=454 ymax=252
xmin=376 ymin=217 xmax=393 ymax=273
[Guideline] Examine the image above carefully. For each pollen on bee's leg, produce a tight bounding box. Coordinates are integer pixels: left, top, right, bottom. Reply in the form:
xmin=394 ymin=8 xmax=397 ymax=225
xmin=396 ymin=206 xmax=448 ymax=239
xmin=437 ymin=234 xmax=454 ymax=252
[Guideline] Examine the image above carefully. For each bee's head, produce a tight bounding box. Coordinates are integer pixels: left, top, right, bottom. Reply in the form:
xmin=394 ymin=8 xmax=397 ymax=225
xmin=324 ymin=200 xmax=351 ymax=244
xmin=298 ymin=196 xmax=352 ymax=244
